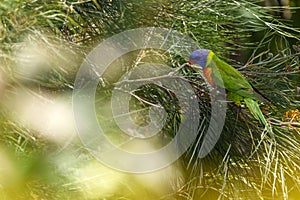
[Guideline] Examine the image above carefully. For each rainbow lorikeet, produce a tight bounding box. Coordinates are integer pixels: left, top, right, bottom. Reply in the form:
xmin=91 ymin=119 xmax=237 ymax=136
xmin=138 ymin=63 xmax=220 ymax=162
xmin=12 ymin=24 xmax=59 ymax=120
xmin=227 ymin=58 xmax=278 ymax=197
xmin=189 ymin=49 xmax=268 ymax=126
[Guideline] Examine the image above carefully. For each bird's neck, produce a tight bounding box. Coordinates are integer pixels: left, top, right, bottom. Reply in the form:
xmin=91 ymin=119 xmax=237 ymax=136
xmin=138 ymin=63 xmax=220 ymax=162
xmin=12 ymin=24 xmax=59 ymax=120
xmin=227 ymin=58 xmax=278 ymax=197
xmin=207 ymin=51 xmax=214 ymax=65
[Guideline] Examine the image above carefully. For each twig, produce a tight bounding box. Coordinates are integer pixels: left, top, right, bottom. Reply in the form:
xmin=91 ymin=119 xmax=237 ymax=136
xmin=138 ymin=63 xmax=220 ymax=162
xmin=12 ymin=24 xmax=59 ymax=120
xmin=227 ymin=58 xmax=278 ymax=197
xmin=240 ymin=52 xmax=300 ymax=69
xmin=114 ymin=87 xmax=164 ymax=109
xmin=114 ymin=74 xmax=188 ymax=86
xmin=239 ymin=50 xmax=270 ymax=70
xmin=269 ymin=118 xmax=300 ymax=128
xmin=114 ymin=63 xmax=190 ymax=86
xmin=129 ymin=91 xmax=164 ymax=109
xmin=240 ymin=70 xmax=300 ymax=76
xmin=168 ymin=62 xmax=190 ymax=75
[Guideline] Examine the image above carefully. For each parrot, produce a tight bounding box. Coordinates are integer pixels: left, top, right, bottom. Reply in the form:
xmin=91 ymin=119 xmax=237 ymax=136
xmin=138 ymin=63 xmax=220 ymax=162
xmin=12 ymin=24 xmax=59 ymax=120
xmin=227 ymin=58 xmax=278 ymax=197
xmin=188 ymin=49 xmax=268 ymax=126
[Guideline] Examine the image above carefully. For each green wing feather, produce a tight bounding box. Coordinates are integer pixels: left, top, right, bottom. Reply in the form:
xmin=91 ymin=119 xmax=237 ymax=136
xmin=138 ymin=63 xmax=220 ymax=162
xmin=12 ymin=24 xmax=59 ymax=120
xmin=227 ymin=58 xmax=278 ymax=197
xmin=207 ymin=53 xmax=268 ymax=126
xmin=208 ymin=54 xmax=266 ymax=102
xmin=244 ymin=98 xmax=267 ymax=126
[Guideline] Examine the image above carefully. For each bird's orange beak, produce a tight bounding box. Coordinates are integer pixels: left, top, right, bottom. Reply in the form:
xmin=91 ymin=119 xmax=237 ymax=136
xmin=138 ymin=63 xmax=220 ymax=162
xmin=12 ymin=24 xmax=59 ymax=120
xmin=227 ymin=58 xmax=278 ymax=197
xmin=188 ymin=60 xmax=202 ymax=70
xmin=188 ymin=60 xmax=195 ymax=65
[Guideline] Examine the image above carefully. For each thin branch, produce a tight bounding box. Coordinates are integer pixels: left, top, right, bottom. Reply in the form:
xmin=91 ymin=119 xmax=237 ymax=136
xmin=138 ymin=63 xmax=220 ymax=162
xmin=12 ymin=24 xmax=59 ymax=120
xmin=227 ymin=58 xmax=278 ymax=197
xmin=114 ymin=63 xmax=190 ymax=86
xmin=269 ymin=118 xmax=300 ymax=128
xmin=240 ymin=70 xmax=300 ymax=76
xmin=242 ymin=52 xmax=300 ymax=68
xmin=168 ymin=63 xmax=190 ymax=75
xmin=114 ymin=87 xmax=164 ymax=109
xmin=239 ymin=50 xmax=270 ymax=70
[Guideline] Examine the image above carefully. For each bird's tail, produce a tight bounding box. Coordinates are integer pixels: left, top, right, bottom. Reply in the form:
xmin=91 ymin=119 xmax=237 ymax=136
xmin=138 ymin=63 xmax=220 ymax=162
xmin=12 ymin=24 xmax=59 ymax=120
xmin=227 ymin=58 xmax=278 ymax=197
xmin=244 ymin=98 xmax=267 ymax=126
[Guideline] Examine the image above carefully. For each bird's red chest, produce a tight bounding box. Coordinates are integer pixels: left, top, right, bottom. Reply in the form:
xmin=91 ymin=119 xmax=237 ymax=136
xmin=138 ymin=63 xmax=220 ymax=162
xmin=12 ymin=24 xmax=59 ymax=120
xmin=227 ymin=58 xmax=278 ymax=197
xmin=203 ymin=67 xmax=215 ymax=87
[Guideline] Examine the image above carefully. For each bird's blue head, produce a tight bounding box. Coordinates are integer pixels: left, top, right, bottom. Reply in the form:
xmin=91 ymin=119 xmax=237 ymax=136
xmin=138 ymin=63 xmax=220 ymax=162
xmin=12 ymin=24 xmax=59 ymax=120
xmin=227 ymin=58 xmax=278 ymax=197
xmin=189 ymin=49 xmax=211 ymax=69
